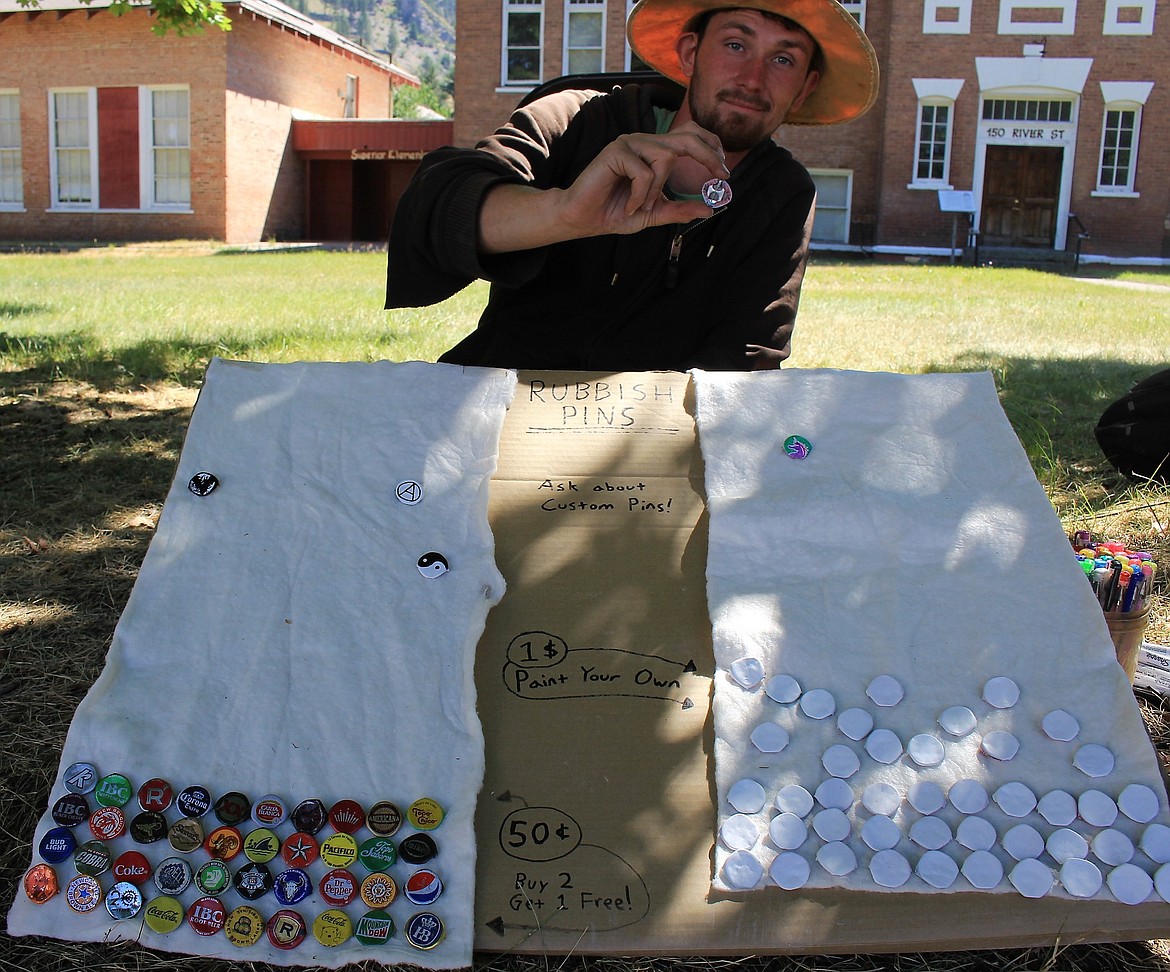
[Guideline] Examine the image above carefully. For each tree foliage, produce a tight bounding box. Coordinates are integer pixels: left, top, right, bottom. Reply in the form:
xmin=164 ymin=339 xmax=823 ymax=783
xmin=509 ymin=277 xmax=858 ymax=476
xmin=17 ymin=0 xmax=233 ymax=36
xmin=393 ymin=80 xmax=451 ymax=119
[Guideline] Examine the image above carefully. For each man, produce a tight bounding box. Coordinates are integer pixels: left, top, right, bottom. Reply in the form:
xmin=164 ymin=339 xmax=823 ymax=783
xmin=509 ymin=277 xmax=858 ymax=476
xmin=385 ymin=0 xmax=877 ymax=371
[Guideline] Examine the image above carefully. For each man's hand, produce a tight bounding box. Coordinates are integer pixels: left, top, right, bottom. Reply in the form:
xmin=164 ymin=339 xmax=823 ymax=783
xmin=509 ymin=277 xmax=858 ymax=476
xmin=478 ymin=122 xmax=731 ymax=255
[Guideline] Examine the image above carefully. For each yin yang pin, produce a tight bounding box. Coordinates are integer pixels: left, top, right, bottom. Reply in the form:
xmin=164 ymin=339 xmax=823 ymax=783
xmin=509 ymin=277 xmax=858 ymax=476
xmin=417 ymin=552 xmax=449 ymax=578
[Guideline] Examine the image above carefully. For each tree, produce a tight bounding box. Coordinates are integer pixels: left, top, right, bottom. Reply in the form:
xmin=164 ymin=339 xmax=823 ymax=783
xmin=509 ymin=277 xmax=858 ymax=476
xmin=393 ymin=81 xmax=451 ymax=119
xmin=16 ymin=0 xmax=232 ymax=35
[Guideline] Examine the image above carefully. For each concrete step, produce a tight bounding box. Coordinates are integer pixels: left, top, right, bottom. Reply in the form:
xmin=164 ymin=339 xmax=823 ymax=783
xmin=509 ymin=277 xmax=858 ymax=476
xmin=969 ymin=245 xmax=1077 ymax=272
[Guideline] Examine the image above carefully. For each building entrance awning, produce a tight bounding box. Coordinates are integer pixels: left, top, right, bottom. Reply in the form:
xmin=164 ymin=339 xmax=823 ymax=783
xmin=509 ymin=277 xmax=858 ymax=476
xmin=292 ymin=118 xmax=454 ymax=161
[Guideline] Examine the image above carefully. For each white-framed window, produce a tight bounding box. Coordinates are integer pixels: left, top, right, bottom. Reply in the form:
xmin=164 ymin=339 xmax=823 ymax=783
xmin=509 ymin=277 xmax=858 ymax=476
xmin=998 ymin=1 xmax=1076 ymax=36
xmin=50 ymin=88 xmax=97 ymax=208
xmin=808 ymin=169 xmax=852 ymax=244
xmin=0 ymin=90 xmax=22 ymax=208
xmin=502 ymin=0 xmax=544 ymax=86
xmin=839 ymin=1 xmax=865 ymax=29
xmin=909 ymin=79 xmax=963 ymax=189
xmin=564 ymin=0 xmax=605 ymax=74
xmin=924 ymin=0 xmax=972 ymax=34
xmin=1097 ymin=109 xmax=1138 ymax=192
xmin=145 ymin=86 xmax=190 ymax=208
xmin=1103 ymin=0 xmax=1154 ymax=35
xmin=1094 ymin=82 xmax=1153 ymax=196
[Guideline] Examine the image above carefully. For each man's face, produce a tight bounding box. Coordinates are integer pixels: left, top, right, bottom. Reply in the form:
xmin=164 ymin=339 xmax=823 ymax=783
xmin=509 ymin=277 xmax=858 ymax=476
xmin=677 ymin=9 xmax=821 ymax=152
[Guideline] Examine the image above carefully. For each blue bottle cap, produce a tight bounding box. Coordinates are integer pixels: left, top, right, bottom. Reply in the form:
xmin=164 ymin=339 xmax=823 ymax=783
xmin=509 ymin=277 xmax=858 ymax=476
xmin=39 ymin=827 xmax=77 ymax=864
xmin=273 ymin=867 xmax=312 ymax=906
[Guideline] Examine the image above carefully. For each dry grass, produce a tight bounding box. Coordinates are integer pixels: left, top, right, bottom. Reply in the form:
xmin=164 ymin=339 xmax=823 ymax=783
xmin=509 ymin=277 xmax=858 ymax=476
xmin=2 ymin=253 xmax=1169 ymax=971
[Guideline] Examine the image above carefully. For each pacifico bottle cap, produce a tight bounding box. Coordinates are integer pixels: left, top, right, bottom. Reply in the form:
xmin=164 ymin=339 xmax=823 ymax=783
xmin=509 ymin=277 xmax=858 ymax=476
xmin=319 ymin=832 xmax=359 ymax=868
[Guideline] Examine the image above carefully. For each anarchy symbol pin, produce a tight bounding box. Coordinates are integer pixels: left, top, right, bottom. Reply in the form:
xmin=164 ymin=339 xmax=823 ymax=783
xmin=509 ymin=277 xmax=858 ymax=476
xmin=396 ymin=481 xmax=422 ymax=505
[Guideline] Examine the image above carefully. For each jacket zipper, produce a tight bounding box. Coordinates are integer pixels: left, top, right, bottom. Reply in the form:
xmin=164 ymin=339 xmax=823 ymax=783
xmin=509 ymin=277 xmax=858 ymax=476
xmin=664 ymin=206 xmax=728 ymax=290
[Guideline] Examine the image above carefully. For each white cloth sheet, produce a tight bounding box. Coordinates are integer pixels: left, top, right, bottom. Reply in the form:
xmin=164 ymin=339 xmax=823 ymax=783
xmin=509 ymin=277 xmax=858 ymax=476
xmin=7 ymin=358 xmax=517 ymax=966
xmin=694 ymin=369 xmax=1170 ymax=900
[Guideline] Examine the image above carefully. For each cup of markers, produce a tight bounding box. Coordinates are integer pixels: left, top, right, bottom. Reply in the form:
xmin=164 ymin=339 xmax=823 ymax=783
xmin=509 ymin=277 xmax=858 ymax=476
xmin=1071 ymin=530 xmax=1155 ymax=682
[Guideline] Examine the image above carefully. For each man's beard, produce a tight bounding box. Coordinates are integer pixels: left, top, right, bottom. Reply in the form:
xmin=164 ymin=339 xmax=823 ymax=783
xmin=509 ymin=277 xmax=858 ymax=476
xmin=688 ymin=86 xmax=778 ymax=153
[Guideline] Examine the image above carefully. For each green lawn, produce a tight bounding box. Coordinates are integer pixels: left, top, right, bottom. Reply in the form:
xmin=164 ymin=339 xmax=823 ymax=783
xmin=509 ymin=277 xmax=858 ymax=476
xmin=4 ymin=246 xmax=1165 ymax=491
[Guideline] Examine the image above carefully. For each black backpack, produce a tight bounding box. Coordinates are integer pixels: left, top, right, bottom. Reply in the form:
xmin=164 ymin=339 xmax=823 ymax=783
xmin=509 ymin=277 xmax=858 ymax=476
xmin=1095 ymin=368 xmax=1170 ymax=485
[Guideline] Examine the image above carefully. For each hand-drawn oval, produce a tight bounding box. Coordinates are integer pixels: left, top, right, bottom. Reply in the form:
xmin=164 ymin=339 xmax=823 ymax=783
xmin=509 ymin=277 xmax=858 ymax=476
xmin=506 ymin=632 xmax=569 ymax=669
xmin=499 ymin=807 xmax=582 ymax=862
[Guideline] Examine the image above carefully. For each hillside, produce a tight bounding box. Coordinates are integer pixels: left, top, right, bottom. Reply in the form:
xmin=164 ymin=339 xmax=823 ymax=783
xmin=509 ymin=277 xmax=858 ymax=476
xmin=290 ymin=0 xmax=455 ymax=105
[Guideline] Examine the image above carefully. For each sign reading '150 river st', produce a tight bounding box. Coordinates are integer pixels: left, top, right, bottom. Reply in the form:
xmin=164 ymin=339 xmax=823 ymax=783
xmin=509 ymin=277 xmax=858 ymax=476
xmin=982 ymin=122 xmax=1073 ymax=146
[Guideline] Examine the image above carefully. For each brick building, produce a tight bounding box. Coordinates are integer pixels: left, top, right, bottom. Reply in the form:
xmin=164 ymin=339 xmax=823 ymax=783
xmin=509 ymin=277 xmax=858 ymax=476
xmin=455 ymin=0 xmax=1169 ymax=260
xmin=0 ymin=0 xmax=448 ymax=243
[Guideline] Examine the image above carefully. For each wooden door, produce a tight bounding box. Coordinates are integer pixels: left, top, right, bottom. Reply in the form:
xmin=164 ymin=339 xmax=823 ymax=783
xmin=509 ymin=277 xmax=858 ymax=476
xmin=980 ymin=146 xmax=1063 ymax=246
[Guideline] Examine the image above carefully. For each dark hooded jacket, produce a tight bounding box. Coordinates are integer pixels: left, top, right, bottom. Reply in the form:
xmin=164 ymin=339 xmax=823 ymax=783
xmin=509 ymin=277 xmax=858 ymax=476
xmin=385 ymin=81 xmax=815 ymax=372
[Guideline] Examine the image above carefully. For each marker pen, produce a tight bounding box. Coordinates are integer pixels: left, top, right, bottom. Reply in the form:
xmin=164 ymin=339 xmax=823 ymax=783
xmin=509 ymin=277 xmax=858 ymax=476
xmin=1121 ymin=566 xmax=1143 ymax=613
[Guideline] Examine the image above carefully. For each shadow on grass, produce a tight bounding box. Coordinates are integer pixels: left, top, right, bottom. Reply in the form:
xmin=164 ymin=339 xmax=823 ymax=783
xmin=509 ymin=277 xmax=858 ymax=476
xmin=1 ymin=377 xmax=194 ymax=932
xmin=919 ymin=353 xmax=1162 ymax=488
xmin=2 ymin=331 xmax=252 ymax=387
xmin=0 ymin=303 xmax=52 ymax=319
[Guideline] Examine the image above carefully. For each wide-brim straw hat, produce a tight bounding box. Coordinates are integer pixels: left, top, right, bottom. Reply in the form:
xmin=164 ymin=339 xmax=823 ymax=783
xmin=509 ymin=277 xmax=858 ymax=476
xmin=627 ymin=0 xmax=879 ymax=126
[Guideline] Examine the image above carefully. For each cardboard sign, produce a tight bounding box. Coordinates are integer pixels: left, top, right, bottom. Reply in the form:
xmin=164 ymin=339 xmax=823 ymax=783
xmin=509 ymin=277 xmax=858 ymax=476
xmin=474 ymin=370 xmax=714 ymax=947
xmin=474 ymin=371 xmax=1170 ymax=954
